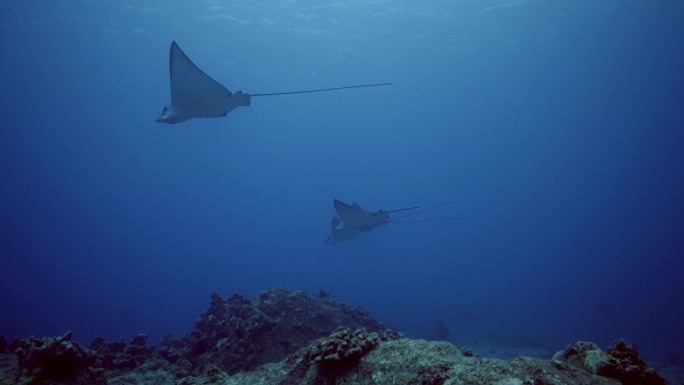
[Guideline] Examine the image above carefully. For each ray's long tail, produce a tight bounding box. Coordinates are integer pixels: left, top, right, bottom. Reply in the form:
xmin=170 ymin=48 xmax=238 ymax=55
xmin=388 ymin=201 xmax=460 ymax=223
xmin=250 ymin=83 xmax=392 ymax=97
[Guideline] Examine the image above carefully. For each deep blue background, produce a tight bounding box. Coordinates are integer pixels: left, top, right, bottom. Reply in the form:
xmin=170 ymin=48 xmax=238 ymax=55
xmin=1 ymin=0 xmax=683 ymax=362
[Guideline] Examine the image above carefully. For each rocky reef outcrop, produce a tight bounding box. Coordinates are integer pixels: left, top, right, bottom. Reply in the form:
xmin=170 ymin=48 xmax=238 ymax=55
xmin=88 ymin=334 xmax=156 ymax=371
xmin=180 ymin=288 xmax=388 ymax=375
xmin=10 ymin=331 xmax=105 ymax=385
xmin=0 ymin=288 xmax=673 ymax=385
xmin=304 ymin=326 xmax=402 ymax=370
xmin=553 ymin=339 xmax=668 ymax=385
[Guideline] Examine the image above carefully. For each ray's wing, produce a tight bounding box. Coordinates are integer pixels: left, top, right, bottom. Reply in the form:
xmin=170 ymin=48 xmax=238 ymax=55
xmin=333 ymin=199 xmax=360 ymax=222
xmin=169 ymin=41 xmax=232 ymax=117
xmin=326 ymin=216 xmax=363 ymax=244
xmin=326 ymin=217 xmax=346 ymax=244
xmin=334 ymin=199 xmax=376 ymax=229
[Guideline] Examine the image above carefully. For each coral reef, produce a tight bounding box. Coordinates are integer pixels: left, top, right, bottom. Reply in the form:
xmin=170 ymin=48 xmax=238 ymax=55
xmin=182 ymin=288 xmax=387 ymax=375
xmin=89 ymin=334 xmax=155 ymax=371
xmin=552 ymin=340 xmax=608 ymax=373
xmin=304 ymin=326 xmax=402 ymax=370
xmin=0 ymin=288 xmax=673 ymax=385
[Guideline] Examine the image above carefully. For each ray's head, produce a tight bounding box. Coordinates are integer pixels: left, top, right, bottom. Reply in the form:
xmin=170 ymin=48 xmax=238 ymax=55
xmin=156 ymin=104 xmax=192 ymax=124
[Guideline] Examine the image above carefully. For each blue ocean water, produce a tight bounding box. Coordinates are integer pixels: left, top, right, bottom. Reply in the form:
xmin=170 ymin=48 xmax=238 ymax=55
xmin=1 ymin=0 xmax=683 ymax=364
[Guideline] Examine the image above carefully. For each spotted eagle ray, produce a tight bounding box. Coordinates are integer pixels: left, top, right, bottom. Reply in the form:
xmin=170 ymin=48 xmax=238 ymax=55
xmin=325 ymin=199 xmax=461 ymax=244
xmin=157 ymin=41 xmax=391 ymax=124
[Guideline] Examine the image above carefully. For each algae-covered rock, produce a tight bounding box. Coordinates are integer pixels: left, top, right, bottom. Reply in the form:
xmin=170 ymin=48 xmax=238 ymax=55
xmin=552 ymin=340 xmax=610 ymax=373
xmin=222 ymin=338 xmax=622 ymax=385
xmin=107 ymin=369 xmax=177 ymax=385
xmin=0 ymin=353 xmax=19 ymax=385
xmin=354 ymin=339 xmax=617 ymax=385
xmin=354 ymin=339 xmax=471 ymax=385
